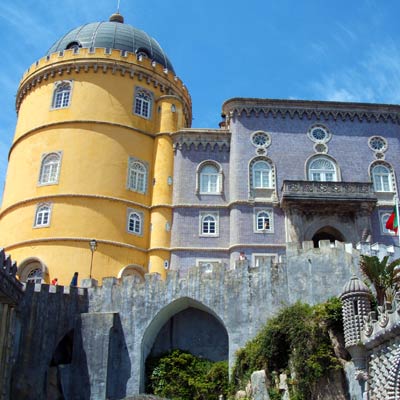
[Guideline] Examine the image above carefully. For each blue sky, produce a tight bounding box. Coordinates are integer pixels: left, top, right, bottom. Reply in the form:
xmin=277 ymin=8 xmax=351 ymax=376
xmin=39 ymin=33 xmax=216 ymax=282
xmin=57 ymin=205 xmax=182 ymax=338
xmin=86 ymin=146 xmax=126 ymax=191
xmin=0 ymin=0 xmax=400 ymax=192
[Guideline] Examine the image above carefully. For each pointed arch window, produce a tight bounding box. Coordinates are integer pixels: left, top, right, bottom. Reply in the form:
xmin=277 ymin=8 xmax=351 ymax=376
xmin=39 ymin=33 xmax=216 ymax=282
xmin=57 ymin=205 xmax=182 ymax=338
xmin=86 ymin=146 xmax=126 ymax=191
xmin=128 ymin=158 xmax=147 ymax=194
xmin=39 ymin=152 xmax=61 ymax=185
xmin=308 ymin=157 xmax=337 ymax=182
xmin=372 ymin=164 xmax=393 ymax=192
xmin=34 ymin=203 xmax=52 ymax=227
xmin=127 ymin=209 xmax=143 ymax=236
xmin=134 ymin=87 xmax=152 ymax=119
xmin=52 ymin=81 xmax=72 ymax=109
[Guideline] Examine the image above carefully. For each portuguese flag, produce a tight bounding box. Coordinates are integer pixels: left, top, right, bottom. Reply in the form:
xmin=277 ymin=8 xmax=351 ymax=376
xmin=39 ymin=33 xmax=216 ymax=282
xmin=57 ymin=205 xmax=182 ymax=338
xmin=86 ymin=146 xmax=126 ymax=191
xmin=386 ymin=205 xmax=399 ymax=234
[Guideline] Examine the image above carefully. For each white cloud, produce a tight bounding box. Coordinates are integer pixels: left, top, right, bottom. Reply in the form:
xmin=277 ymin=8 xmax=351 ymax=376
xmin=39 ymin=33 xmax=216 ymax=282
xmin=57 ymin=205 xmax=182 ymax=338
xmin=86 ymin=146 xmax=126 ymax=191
xmin=311 ymin=41 xmax=400 ymax=104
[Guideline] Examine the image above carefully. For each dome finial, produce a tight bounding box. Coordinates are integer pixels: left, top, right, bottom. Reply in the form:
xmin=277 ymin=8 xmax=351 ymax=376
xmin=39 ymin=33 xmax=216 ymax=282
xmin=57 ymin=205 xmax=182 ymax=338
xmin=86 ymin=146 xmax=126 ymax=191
xmin=109 ymin=0 xmax=124 ymax=23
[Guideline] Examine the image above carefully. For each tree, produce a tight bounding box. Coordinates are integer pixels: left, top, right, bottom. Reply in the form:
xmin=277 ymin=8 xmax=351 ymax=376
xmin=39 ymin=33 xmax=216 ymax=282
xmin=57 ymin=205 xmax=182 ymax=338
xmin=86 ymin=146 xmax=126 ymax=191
xmin=359 ymin=255 xmax=400 ymax=306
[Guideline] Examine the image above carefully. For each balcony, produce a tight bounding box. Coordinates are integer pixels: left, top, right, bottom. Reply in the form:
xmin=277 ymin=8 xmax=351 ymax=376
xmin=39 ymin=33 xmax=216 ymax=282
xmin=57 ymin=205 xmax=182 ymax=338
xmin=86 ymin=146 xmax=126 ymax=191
xmin=281 ymin=180 xmax=377 ymax=211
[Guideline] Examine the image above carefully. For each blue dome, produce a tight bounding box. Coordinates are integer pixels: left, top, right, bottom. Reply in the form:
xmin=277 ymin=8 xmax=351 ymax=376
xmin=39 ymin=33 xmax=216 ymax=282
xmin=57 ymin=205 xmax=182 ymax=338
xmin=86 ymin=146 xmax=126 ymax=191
xmin=46 ymin=15 xmax=175 ymax=73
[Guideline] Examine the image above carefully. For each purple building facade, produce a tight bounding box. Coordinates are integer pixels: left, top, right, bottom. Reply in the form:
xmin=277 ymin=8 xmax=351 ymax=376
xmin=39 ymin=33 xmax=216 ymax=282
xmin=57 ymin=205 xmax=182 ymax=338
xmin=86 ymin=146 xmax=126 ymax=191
xmin=171 ymin=98 xmax=400 ymax=272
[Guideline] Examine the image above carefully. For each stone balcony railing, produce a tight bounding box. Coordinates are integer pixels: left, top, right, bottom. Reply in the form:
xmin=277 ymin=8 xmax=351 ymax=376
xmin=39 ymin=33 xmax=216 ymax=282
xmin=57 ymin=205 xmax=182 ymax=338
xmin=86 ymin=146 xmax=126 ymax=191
xmin=281 ymin=180 xmax=377 ymax=207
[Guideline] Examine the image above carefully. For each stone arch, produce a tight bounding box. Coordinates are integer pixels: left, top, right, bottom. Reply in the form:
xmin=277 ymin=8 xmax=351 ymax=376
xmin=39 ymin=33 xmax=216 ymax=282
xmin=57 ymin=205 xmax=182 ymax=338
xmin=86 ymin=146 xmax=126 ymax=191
xmin=140 ymin=297 xmax=229 ymax=392
xmin=18 ymin=257 xmax=49 ymax=283
xmin=311 ymin=226 xmax=345 ymax=248
xmin=118 ymin=264 xmax=145 ymax=281
xmin=387 ymin=346 xmax=400 ymax=400
xmin=303 ymin=217 xmax=353 ymax=244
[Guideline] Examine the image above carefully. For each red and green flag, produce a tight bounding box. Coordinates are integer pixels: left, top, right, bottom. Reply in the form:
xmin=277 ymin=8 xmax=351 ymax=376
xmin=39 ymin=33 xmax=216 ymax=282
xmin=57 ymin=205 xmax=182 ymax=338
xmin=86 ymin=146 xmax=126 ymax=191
xmin=386 ymin=205 xmax=398 ymax=234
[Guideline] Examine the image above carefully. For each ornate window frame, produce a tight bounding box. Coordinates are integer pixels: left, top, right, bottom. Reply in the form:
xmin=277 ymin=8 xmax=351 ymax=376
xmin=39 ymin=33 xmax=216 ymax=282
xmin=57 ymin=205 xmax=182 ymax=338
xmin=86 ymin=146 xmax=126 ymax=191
xmin=251 ymin=131 xmax=271 ymax=149
xmin=254 ymin=208 xmax=274 ymax=234
xmin=18 ymin=257 xmax=49 ymax=284
xmin=368 ymin=136 xmax=388 ymax=153
xmin=307 ymin=124 xmax=332 ymax=144
xmin=51 ymin=80 xmax=73 ymax=109
xmin=196 ymin=160 xmax=223 ymax=195
xmin=306 ymin=155 xmax=340 ymax=182
xmin=248 ymin=156 xmax=276 ymax=200
xmin=38 ymin=152 xmax=62 ymax=186
xmin=370 ymin=161 xmax=395 ymax=193
xmin=133 ymin=87 xmax=153 ymax=119
xmin=34 ymin=203 xmax=52 ymax=228
xmin=127 ymin=208 xmax=144 ymax=236
xmin=127 ymin=157 xmax=148 ymax=194
xmin=199 ymin=211 xmax=219 ymax=237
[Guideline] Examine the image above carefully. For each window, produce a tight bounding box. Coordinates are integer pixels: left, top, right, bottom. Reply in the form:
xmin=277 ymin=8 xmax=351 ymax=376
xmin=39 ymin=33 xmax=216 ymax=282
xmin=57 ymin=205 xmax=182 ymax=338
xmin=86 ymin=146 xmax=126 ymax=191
xmin=134 ymin=87 xmax=152 ymax=118
xmin=197 ymin=161 xmax=223 ymax=195
xmin=199 ymin=212 xmax=219 ymax=237
xmin=200 ymin=164 xmax=220 ymax=194
xmin=252 ymin=161 xmax=271 ymax=188
xmin=34 ymin=204 xmax=51 ymax=227
xmin=254 ymin=209 xmax=273 ymax=233
xmin=308 ymin=157 xmax=337 ymax=182
xmin=252 ymin=253 xmax=278 ymax=268
xmin=26 ymin=268 xmax=43 ymax=284
xmin=52 ymin=81 xmax=72 ymax=109
xmin=368 ymin=136 xmax=387 ymax=152
xmin=128 ymin=158 xmax=147 ymax=193
xmin=372 ymin=164 xmax=392 ymax=192
xmin=127 ymin=210 xmax=143 ymax=235
xmin=307 ymin=125 xmax=331 ymax=143
xmin=251 ymin=131 xmax=271 ymax=148
xmin=39 ymin=152 xmax=61 ymax=185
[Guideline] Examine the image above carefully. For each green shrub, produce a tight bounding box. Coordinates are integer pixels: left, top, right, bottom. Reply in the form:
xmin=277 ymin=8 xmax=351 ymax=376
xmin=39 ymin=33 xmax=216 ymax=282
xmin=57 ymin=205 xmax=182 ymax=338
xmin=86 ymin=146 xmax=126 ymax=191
xmin=232 ymin=299 xmax=343 ymax=400
xmin=146 ymin=350 xmax=228 ymax=400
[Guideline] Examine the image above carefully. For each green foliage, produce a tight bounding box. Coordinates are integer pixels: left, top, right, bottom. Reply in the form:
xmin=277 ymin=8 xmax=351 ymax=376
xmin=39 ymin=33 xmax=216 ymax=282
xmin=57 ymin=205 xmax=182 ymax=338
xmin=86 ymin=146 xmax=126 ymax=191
xmin=232 ymin=299 xmax=343 ymax=400
xmin=146 ymin=350 xmax=228 ymax=400
xmin=360 ymin=255 xmax=400 ymax=306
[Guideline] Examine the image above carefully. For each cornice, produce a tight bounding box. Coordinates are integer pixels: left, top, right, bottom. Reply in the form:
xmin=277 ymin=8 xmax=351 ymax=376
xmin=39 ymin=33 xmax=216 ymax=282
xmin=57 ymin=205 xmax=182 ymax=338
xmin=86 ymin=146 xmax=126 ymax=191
xmin=4 ymin=237 xmax=147 ymax=252
xmin=17 ymin=55 xmax=192 ymax=126
xmin=172 ymin=129 xmax=230 ymax=151
xmin=222 ymin=98 xmax=400 ymax=124
xmin=173 ymin=199 xmax=279 ymax=209
xmin=171 ymin=243 xmax=286 ymax=252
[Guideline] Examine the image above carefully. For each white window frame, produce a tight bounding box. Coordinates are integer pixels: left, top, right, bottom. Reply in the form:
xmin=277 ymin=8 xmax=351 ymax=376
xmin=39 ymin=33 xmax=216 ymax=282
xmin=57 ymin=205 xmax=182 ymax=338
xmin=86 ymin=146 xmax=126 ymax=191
xmin=38 ymin=152 xmax=62 ymax=186
xmin=252 ymin=161 xmax=271 ymax=188
xmin=196 ymin=258 xmax=221 ymax=271
xmin=127 ymin=208 xmax=144 ymax=236
xmin=133 ymin=87 xmax=152 ymax=119
xmin=51 ymin=80 xmax=72 ymax=109
xmin=26 ymin=267 xmax=43 ymax=284
xmin=199 ymin=211 xmax=219 ymax=237
xmin=196 ymin=161 xmax=223 ymax=195
xmin=34 ymin=203 xmax=52 ymax=228
xmin=127 ymin=157 xmax=148 ymax=194
xmin=380 ymin=211 xmax=395 ymax=235
xmin=372 ymin=164 xmax=393 ymax=192
xmin=308 ymin=156 xmax=338 ymax=182
xmin=252 ymin=253 xmax=278 ymax=268
xmin=254 ymin=208 xmax=274 ymax=233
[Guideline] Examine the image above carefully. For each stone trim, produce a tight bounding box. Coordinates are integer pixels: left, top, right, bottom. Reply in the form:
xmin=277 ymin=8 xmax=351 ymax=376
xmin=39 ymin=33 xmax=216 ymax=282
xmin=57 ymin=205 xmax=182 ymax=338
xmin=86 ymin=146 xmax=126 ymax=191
xmin=4 ymin=237 xmax=147 ymax=252
xmin=9 ymin=120 xmax=156 ymax=159
xmin=0 ymin=194 xmax=150 ymax=219
xmin=171 ymin=243 xmax=286 ymax=252
xmin=222 ymin=98 xmax=400 ymax=124
xmin=172 ymin=129 xmax=230 ymax=151
xmin=17 ymin=53 xmax=192 ymax=124
xmin=173 ymin=199 xmax=278 ymax=209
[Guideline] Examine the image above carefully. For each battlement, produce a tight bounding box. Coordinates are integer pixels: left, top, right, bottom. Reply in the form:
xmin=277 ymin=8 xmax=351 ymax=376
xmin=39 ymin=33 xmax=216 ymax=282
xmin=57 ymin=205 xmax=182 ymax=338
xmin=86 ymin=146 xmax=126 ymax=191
xmin=0 ymin=248 xmax=23 ymax=305
xmin=356 ymin=241 xmax=400 ymax=259
xmin=22 ymin=282 xmax=87 ymax=297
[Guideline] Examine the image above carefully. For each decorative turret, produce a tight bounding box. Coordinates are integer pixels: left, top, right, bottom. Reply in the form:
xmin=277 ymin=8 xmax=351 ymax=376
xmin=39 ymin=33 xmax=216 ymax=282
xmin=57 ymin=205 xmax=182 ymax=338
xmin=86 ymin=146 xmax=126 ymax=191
xmin=340 ymin=275 xmax=371 ymax=347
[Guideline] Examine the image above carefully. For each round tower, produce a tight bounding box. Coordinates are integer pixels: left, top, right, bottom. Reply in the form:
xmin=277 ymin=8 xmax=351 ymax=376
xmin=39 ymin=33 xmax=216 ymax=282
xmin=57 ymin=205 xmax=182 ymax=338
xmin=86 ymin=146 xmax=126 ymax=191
xmin=0 ymin=14 xmax=192 ymax=284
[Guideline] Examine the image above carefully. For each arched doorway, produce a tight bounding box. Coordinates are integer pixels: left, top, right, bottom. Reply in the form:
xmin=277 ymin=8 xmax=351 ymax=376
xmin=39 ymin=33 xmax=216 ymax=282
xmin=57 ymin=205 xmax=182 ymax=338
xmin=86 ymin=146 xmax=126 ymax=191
xmin=18 ymin=257 xmax=49 ymax=283
xmin=312 ymin=226 xmax=345 ymax=248
xmin=140 ymin=297 xmax=229 ymax=392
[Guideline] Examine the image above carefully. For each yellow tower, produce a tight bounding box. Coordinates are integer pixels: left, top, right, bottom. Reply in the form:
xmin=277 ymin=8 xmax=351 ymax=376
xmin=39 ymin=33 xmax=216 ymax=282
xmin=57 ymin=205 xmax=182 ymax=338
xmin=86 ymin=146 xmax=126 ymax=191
xmin=0 ymin=13 xmax=191 ymax=285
